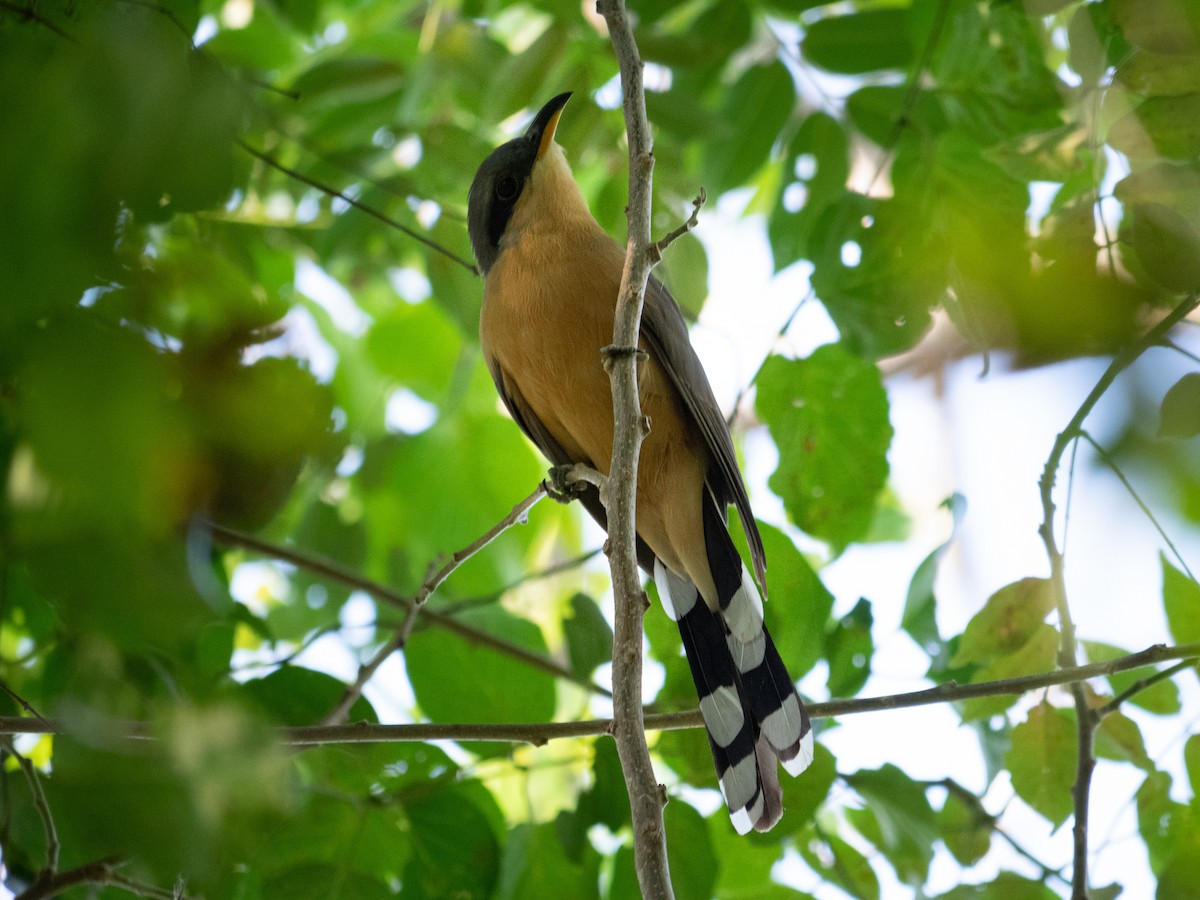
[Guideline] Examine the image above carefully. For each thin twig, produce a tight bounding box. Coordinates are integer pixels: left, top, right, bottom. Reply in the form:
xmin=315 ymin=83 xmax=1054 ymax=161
xmin=1080 ymin=430 xmax=1198 ymax=582
xmin=923 ymin=777 xmax=1069 ymax=889
xmin=0 ymin=0 xmax=78 ymax=41
xmin=438 ymin=548 xmax=604 ymax=616
xmin=1163 ymin=339 xmax=1200 ymax=366
xmin=319 ymin=485 xmax=549 ymax=725
xmin=595 ymin=0 xmax=673 ymax=896
xmin=1037 ymin=291 xmax=1200 ymax=899
xmin=236 ymin=140 xmax=479 ymax=274
xmin=865 ymin=0 xmax=952 ymax=195
xmin=726 ymin=286 xmax=815 ymax=428
xmin=649 ymin=189 xmax=706 ymax=263
xmin=204 ymin=517 xmax=613 ymax=699
xmin=15 ymin=857 xmax=188 ymax=900
xmin=3 ymin=741 xmax=59 ymax=875
xmin=0 ymin=683 xmax=55 ymax=735
xmin=1097 ymin=660 xmax=1195 ymax=717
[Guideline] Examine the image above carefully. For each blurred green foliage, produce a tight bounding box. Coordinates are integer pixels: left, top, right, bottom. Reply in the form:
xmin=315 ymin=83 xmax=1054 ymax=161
xmin=1 ymin=0 xmax=1199 ymax=897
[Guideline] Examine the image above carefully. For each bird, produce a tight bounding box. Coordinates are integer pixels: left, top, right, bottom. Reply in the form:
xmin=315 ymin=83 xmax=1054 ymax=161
xmin=467 ymin=91 xmax=813 ymax=833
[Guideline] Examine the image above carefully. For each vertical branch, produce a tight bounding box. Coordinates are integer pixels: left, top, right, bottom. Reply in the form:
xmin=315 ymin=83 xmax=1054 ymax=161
xmin=1037 ymin=292 xmax=1200 ymax=900
xmin=594 ymin=1 xmax=674 ymax=897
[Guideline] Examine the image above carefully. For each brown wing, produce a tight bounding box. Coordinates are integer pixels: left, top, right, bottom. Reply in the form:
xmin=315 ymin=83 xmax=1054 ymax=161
xmin=485 ymin=354 xmax=657 ymax=572
xmin=639 ymin=276 xmax=767 ymax=596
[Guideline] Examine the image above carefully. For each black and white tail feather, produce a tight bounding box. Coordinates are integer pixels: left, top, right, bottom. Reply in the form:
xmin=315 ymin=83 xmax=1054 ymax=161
xmin=654 ymin=492 xmax=814 ymax=833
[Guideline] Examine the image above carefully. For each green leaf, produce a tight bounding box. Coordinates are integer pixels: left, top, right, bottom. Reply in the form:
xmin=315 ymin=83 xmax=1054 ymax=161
xmin=902 ymin=493 xmax=967 ymax=656
xmin=960 ymin=625 xmax=1060 ymax=722
xmin=657 ymin=232 xmax=709 ymax=319
xmin=265 ymin=0 xmax=320 ymax=33
xmin=825 ymin=598 xmax=874 ymax=697
xmin=798 ymin=830 xmax=880 ymax=900
xmin=1138 ymin=769 xmax=1192 ymax=872
xmin=1120 ymin=203 xmax=1200 ymax=292
xmin=497 ymin=822 xmax=599 ymax=900
xmin=938 ymin=788 xmax=991 ymax=867
xmin=756 ymin=345 xmax=893 ymax=551
xmin=768 ymin=112 xmax=851 ymax=270
xmin=1160 ymin=373 xmax=1200 ymax=438
xmin=928 ymin=0 xmax=1062 ymax=144
xmin=1109 ymin=94 xmax=1200 ymax=161
xmin=1159 ymin=847 xmax=1200 ymax=900
xmin=712 ymin=819 xmax=802 ymax=900
xmin=577 ymin=738 xmax=630 ymax=833
xmin=263 ymin=866 xmax=395 ymax=899
xmin=1084 ymin=640 xmax=1181 ymax=715
xmin=702 ymin=60 xmax=795 ymax=195
xmin=405 ymin=604 xmax=557 ymax=735
xmin=664 ymin=801 xmax=717 ymax=900
xmin=1118 ymin=50 xmax=1200 ymax=96
xmin=806 ymin=191 xmax=939 ymax=358
xmin=757 ymin=521 xmax=835 ymax=680
xmin=1007 ymin=702 xmax=1077 ymax=827
xmin=802 ymin=9 xmax=914 ymax=75
xmin=403 ymin=785 xmax=501 ymax=899
xmin=1095 ymin=708 xmax=1152 ymax=769
xmin=608 ymin=842 xmax=640 ymax=900
xmin=1162 ymin=553 xmax=1200 ymax=645
xmin=932 ymin=871 xmax=1057 ymax=899
xmin=1111 ymin=0 xmax=1200 ymax=55
xmin=366 ymin=299 xmax=465 ymax=401
xmin=951 ymin=578 xmax=1055 ymax=668
xmin=846 ymin=764 xmax=938 ymax=884
xmin=564 ymin=593 xmax=613 ymax=680
xmin=242 ymin=666 xmax=377 ymax=725
xmin=1185 ymin=736 xmax=1200 ymax=806
xmin=767 ymin=742 xmax=836 ymax=838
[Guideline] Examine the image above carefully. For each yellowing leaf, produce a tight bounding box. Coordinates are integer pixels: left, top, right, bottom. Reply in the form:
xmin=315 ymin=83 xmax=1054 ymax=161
xmin=951 ymin=578 xmax=1055 ymax=667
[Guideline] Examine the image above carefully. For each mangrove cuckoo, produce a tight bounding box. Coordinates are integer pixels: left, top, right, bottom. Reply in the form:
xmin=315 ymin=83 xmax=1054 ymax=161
xmin=467 ymin=92 xmax=813 ymax=833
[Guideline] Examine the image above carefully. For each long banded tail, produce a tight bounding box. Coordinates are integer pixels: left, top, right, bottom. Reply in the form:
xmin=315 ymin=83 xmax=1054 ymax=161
xmin=654 ymin=495 xmax=813 ymax=833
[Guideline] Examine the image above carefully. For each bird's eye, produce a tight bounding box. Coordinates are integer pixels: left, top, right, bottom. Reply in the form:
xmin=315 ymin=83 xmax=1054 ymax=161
xmin=495 ymin=175 xmax=520 ymax=202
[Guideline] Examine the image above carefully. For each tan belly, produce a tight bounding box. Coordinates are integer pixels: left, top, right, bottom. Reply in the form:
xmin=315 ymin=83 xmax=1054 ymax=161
xmin=480 ymin=231 xmax=714 ymax=599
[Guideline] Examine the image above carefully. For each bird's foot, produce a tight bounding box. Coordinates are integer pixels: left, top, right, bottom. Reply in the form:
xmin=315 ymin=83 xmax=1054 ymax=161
xmin=544 ymin=464 xmax=588 ymax=504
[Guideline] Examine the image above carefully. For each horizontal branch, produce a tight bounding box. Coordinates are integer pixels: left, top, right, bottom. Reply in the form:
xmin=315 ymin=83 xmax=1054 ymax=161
xmin=7 ymin=642 xmax=1195 ymax=746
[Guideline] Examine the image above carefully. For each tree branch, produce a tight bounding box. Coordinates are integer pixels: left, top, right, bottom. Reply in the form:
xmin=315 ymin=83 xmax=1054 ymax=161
xmin=15 ymin=857 xmax=187 ymax=900
xmin=5 ymin=642 xmax=1194 ymax=747
xmin=0 ymin=1 xmax=78 ymax=42
xmin=236 ymin=139 xmax=479 ymax=275
xmin=319 ymin=484 xmax=549 ymax=725
xmin=649 ymin=189 xmax=705 ymax=264
xmin=3 ymin=741 xmax=59 ymax=876
xmin=594 ymin=1 xmax=673 ymax=897
xmin=205 ymin=516 xmax=613 ymax=700
xmin=1036 ymin=291 xmax=1200 ymax=899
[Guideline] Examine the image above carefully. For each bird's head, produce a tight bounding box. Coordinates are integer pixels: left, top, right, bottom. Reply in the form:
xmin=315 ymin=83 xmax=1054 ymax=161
xmin=467 ymin=91 xmax=575 ymax=276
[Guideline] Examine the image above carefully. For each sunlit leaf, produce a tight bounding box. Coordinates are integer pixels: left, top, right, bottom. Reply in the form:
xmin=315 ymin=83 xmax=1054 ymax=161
xmin=405 ymin=604 xmax=557 ymax=734
xmin=802 ymin=9 xmax=914 ymax=75
xmin=756 ymin=345 xmax=893 ymax=551
xmin=1007 ymin=703 xmax=1077 ymax=827
xmin=1083 ymin=641 xmax=1181 ymax=716
xmin=1162 ymin=554 xmax=1200 ymax=645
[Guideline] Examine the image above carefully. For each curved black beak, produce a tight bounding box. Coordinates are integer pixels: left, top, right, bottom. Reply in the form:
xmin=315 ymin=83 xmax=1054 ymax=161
xmin=527 ymin=92 xmax=573 ymax=161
